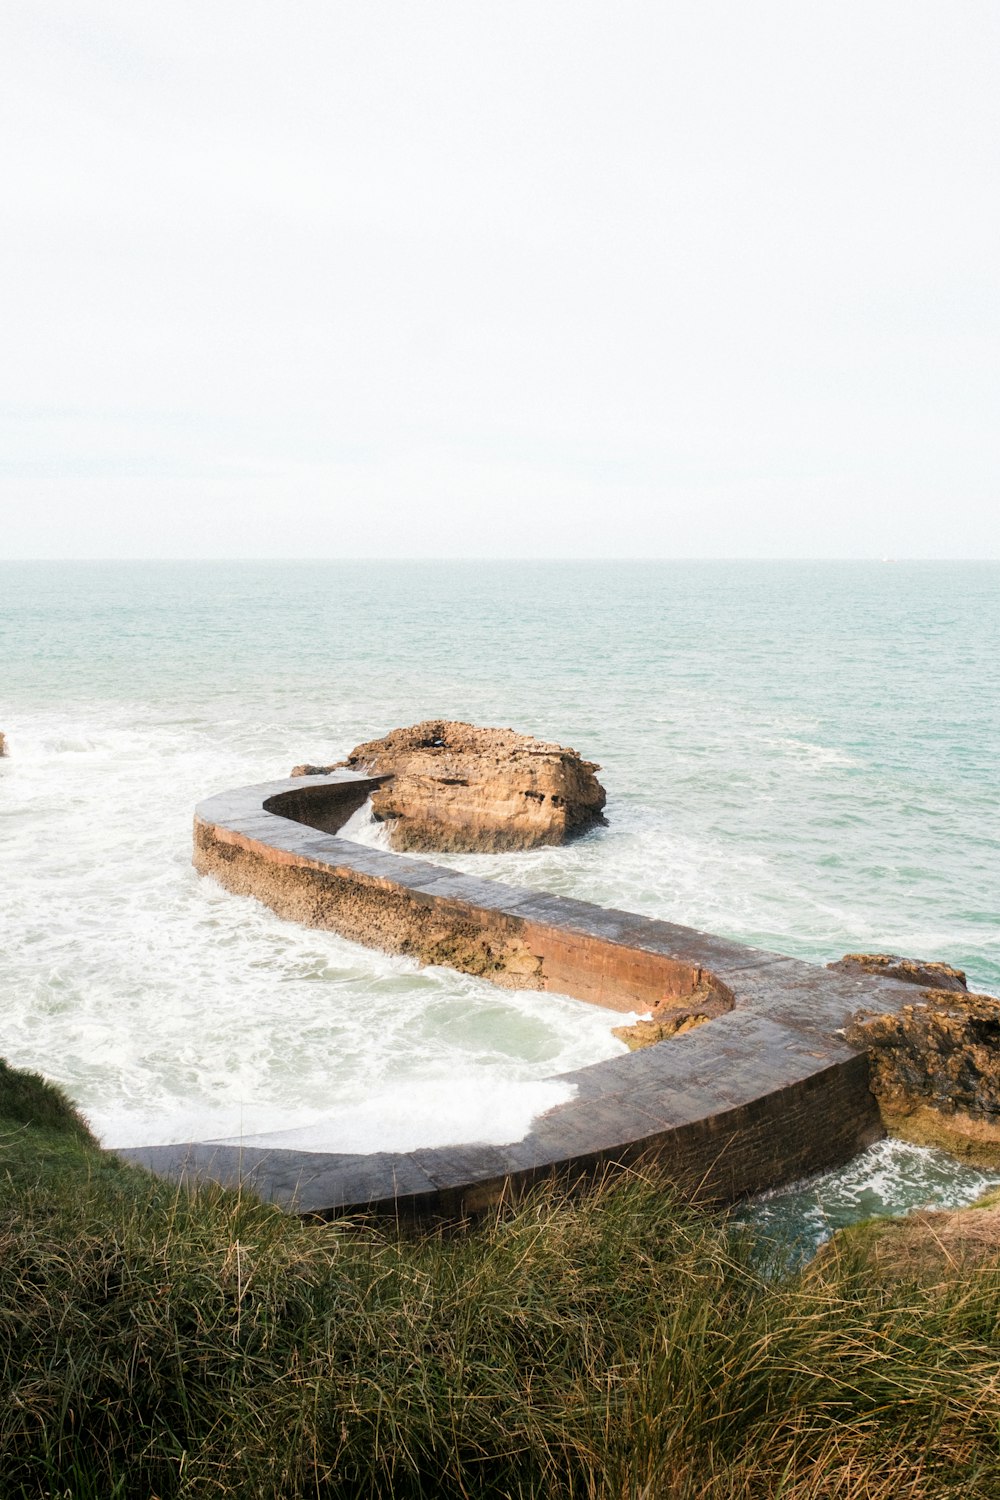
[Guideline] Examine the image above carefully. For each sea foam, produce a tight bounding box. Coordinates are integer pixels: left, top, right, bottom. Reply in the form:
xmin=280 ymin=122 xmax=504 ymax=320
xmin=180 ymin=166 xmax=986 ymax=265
xmin=2 ymin=559 xmax=997 ymax=1211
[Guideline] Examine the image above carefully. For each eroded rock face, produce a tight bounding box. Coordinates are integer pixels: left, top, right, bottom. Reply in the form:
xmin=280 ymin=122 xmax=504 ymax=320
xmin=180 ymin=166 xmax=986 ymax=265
xmin=845 ymin=989 xmax=1000 ymax=1163
xmin=612 ymin=988 xmax=731 ymax=1051
xmin=829 ymin=952 xmax=968 ymax=992
xmin=294 ymin=721 xmax=607 ymax=853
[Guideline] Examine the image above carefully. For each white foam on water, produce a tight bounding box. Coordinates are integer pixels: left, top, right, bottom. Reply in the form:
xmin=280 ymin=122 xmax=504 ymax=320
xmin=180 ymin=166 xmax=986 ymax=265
xmin=741 ymin=1137 xmax=1000 ymax=1260
xmin=336 ymin=796 xmax=392 ymax=848
xmin=764 ymin=736 xmax=862 ymax=771
xmin=218 ymin=1077 xmax=576 ymax=1154
xmin=0 ymin=713 xmax=631 ymax=1153
xmin=3 ymin=559 xmax=998 ymax=1224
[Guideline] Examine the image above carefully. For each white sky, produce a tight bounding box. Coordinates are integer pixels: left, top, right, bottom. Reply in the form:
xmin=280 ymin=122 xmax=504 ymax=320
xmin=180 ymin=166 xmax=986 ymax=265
xmin=1 ymin=1 xmax=997 ymax=559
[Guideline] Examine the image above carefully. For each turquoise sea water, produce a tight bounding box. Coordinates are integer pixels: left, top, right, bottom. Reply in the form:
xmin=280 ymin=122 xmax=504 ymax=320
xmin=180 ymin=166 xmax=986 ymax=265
xmin=1 ymin=561 xmax=998 ymax=1236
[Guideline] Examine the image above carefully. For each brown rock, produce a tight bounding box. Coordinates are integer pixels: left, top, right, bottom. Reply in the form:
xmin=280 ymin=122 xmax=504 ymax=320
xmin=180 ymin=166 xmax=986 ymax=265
xmin=0 ymin=731 xmax=6 ymax=757
xmin=297 ymin=720 xmax=608 ymax=853
xmin=845 ymin=988 xmax=1000 ymax=1164
xmin=613 ymin=1013 xmax=711 ymax=1050
xmin=829 ymin=952 xmax=967 ymax=992
xmin=612 ymin=988 xmax=731 ymax=1051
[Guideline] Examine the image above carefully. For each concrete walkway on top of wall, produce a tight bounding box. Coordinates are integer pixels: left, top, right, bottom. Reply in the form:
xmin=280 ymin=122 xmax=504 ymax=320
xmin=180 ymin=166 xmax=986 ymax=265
xmin=118 ymin=773 xmax=917 ymax=1217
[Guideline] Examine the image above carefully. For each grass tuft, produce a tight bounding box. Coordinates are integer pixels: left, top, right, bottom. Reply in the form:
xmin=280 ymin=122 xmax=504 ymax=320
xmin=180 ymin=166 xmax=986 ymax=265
xmin=0 ymin=1057 xmax=97 ymax=1146
xmin=1 ymin=1063 xmax=999 ymax=1497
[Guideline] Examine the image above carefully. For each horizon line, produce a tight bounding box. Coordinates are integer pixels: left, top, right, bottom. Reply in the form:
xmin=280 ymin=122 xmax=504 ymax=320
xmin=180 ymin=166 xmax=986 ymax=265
xmin=1 ymin=556 xmax=998 ymax=566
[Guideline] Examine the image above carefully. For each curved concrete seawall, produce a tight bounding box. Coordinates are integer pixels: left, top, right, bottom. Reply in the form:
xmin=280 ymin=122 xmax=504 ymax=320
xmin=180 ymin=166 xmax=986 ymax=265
xmin=120 ymin=773 xmax=918 ymax=1217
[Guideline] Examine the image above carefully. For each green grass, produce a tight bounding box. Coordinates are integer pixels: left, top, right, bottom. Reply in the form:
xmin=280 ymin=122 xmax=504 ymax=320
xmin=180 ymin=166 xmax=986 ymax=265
xmin=0 ymin=1057 xmax=98 ymax=1147
xmin=1 ymin=1060 xmax=999 ymax=1498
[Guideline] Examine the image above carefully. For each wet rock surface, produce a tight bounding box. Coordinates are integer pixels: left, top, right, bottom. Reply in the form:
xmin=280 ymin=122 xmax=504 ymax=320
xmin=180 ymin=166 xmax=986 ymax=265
xmin=613 ymin=988 xmax=732 ymax=1051
xmin=829 ymin=952 xmax=968 ymax=992
xmin=294 ymin=720 xmax=607 ymax=852
xmin=846 ymin=987 xmax=1000 ymax=1164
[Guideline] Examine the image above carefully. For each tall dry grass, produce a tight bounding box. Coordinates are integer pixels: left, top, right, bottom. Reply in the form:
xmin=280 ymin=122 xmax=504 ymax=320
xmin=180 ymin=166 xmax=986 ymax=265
xmin=1 ymin=1071 xmax=999 ymax=1497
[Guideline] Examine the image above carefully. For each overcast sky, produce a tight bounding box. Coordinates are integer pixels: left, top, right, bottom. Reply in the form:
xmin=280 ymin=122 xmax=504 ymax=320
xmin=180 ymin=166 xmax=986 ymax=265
xmin=2 ymin=2 xmax=997 ymax=559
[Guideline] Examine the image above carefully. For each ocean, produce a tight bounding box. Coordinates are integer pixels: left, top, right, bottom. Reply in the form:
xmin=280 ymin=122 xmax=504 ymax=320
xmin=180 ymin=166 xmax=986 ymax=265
xmin=2 ymin=560 xmax=998 ymax=1241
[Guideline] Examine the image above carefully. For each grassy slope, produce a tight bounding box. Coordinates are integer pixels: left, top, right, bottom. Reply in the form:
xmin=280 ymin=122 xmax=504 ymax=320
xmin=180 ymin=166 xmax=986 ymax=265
xmin=1 ymin=1062 xmax=999 ymax=1499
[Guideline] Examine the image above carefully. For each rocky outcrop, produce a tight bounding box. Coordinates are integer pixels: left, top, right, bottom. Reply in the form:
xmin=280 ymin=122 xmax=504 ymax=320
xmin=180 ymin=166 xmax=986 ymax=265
xmin=845 ymin=988 xmax=1000 ymax=1163
xmin=0 ymin=731 xmax=6 ymax=757
xmin=612 ymin=987 xmax=732 ymax=1051
xmin=829 ymin=952 xmax=968 ymax=992
xmin=294 ymin=721 xmax=607 ymax=853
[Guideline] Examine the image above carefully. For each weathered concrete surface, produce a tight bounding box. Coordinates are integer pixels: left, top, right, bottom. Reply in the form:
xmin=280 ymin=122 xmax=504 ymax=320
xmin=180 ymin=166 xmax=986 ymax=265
xmin=118 ymin=772 xmax=926 ymax=1218
xmin=195 ymin=776 xmax=710 ymax=1010
xmin=293 ymin=720 xmax=607 ymax=852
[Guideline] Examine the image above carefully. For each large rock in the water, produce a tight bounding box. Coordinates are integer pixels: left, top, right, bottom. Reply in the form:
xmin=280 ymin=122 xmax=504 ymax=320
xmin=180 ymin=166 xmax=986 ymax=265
xmin=297 ymin=720 xmax=607 ymax=852
xmin=829 ymin=952 xmax=968 ymax=992
xmin=0 ymin=731 xmax=6 ymax=757
xmin=845 ymin=988 xmax=1000 ymax=1164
